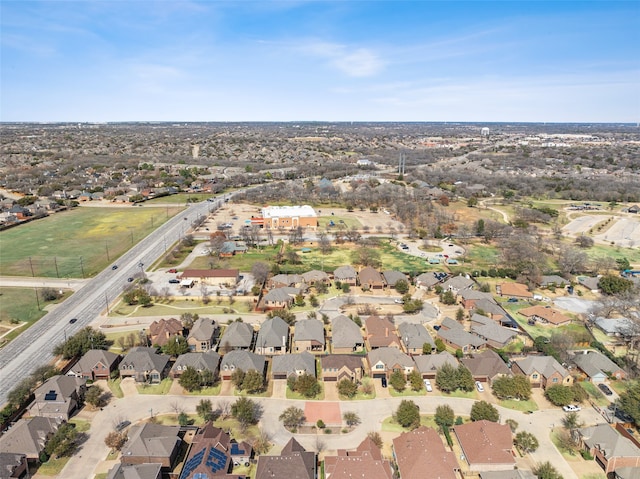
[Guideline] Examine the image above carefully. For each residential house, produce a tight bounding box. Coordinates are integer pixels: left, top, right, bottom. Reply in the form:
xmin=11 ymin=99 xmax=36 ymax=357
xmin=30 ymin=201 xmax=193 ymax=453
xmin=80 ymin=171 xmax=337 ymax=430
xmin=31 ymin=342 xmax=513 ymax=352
xmin=219 ymin=241 xmax=247 ymax=258
xmin=496 ymin=283 xmax=533 ymax=299
xmin=120 ymin=424 xmax=182 ymax=470
xmin=614 ymin=467 xmax=640 ymax=479
xmin=324 ymin=437 xmax=393 ymax=479
xmin=578 ymin=424 xmax=640 ymax=474
xmin=179 ymin=269 xmax=240 ymax=287
xmin=187 ymin=318 xmax=219 ymax=352
xmin=358 ymin=267 xmax=386 ymax=290
xmin=271 ymin=351 xmax=316 ymax=380
xmin=460 ymin=350 xmax=511 ymax=385
xmin=262 ymin=287 xmax=299 ymax=310
xmin=628 ymin=205 xmax=640 ymax=214
xmin=119 ymin=347 xmax=170 ymax=383
xmin=367 ymin=347 xmax=415 ymax=379
xmin=293 ymin=319 xmax=325 ymax=352
xmin=106 ymin=463 xmax=162 ymax=479
xmin=255 ymin=438 xmax=315 ymax=479
xmin=170 ymin=351 xmax=220 ymax=379
xmin=0 ymin=417 xmax=61 ymax=461
xmin=219 ymin=350 xmax=265 ymax=381
xmin=218 ymin=322 xmax=255 ymax=353
xmin=574 ymin=350 xmax=626 ymax=382
xmin=148 ymin=318 xmax=183 ymax=347
xmin=519 ymin=305 xmax=571 ymax=326
xmin=0 ymin=453 xmax=28 ymax=479
xmin=320 ymin=355 xmax=364 ymax=382
xmin=398 ymin=323 xmax=435 ymax=354
xmin=364 ymin=316 xmax=401 ymax=350
xmin=67 ymin=349 xmax=121 ymax=381
xmin=466 ymin=298 xmax=509 ymax=322
xmin=578 ymin=276 xmax=601 ymax=292
xmin=414 ymin=352 xmax=459 ymax=380
xmin=511 ymin=355 xmax=572 ymax=389
xmin=330 ymin=315 xmax=364 ymax=354
xmin=595 ymin=317 xmax=636 ymax=337
xmin=393 ymin=426 xmax=459 ymax=479
xmin=470 ymin=314 xmax=518 ymax=349
xmin=178 ymin=422 xmax=251 ymax=479
xmin=442 ymin=275 xmax=475 ymax=295
xmin=29 ymin=375 xmax=86 ymax=420
xmin=382 ymin=270 xmax=407 ymax=288
xmin=255 ymin=316 xmax=289 ymax=355
xmin=415 ymin=272 xmax=447 ymax=290
xmin=268 ymin=274 xmax=304 ymax=289
xmin=539 ymin=275 xmax=570 ymax=288
xmin=453 ymin=420 xmax=515 ymax=472
xmin=437 ymin=317 xmax=486 ymax=353
xmin=333 ymin=265 xmax=357 ymax=286
xmin=301 ymin=270 xmax=331 ymax=287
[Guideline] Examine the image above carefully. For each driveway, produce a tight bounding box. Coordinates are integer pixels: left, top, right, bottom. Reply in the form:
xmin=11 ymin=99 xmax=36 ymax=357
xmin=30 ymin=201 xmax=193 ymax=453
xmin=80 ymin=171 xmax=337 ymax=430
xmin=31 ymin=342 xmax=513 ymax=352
xmin=323 ymin=381 xmax=340 ymax=401
xmin=272 ymin=379 xmax=287 ymax=399
xmin=119 ymin=378 xmax=138 ymax=397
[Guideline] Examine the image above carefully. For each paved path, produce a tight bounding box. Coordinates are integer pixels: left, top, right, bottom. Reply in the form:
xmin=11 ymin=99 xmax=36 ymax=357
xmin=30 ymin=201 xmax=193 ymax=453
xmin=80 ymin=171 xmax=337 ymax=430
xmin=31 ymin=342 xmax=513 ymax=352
xmin=0 ymin=276 xmax=88 ymax=291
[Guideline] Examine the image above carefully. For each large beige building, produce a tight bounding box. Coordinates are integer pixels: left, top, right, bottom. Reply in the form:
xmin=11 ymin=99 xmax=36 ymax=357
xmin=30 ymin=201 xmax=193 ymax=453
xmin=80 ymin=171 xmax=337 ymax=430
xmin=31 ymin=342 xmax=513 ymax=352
xmin=256 ymin=205 xmax=318 ymax=229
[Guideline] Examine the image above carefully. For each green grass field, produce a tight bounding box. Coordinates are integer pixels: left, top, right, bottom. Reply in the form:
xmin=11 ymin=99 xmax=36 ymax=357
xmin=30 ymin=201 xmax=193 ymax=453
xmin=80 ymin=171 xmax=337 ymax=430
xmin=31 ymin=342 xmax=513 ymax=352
xmin=145 ymin=193 xmax=212 ymax=204
xmin=0 ymin=206 xmax=183 ymax=278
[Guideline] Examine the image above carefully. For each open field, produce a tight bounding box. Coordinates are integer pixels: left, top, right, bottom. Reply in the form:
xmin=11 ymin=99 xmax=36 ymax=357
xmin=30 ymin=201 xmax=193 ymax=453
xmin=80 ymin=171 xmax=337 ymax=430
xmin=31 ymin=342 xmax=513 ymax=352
xmin=145 ymin=193 xmax=212 ymax=204
xmin=0 ymin=206 xmax=183 ymax=278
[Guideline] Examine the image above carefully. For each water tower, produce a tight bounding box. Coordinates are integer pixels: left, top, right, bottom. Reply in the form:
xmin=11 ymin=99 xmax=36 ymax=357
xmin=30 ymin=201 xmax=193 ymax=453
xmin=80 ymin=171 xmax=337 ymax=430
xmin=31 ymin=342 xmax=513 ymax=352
xmin=481 ymin=127 xmax=490 ymax=138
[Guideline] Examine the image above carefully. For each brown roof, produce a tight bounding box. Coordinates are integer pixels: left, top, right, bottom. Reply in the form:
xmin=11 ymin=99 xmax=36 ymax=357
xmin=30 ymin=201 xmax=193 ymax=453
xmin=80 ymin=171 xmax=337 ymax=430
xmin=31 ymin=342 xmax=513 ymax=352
xmin=519 ymin=305 xmax=571 ymax=325
xmin=497 ymin=283 xmax=533 ymax=298
xmin=180 ymin=269 xmax=239 ymax=278
xmin=453 ymin=420 xmax=515 ymax=468
xmin=460 ymin=350 xmax=512 ymax=380
xmin=393 ymin=427 xmax=458 ymax=479
xmin=324 ymin=438 xmax=393 ymax=479
xmin=358 ymin=267 xmax=385 ymax=285
xmin=365 ymin=316 xmax=399 ymax=348
xmin=321 ymin=355 xmax=363 ymax=371
xmin=148 ymin=318 xmax=183 ymax=346
xmin=255 ymin=438 xmax=315 ymax=479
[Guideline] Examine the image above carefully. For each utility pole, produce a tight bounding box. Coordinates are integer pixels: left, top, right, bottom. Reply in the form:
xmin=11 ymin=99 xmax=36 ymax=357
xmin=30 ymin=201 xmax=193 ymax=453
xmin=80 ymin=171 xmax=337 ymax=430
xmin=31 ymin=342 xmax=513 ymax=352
xmin=79 ymin=256 xmax=85 ymax=278
xmin=105 ymin=291 xmax=110 ymax=315
xmin=28 ymin=256 xmax=35 ymax=277
xmin=105 ymin=242 xmax=110 ymax=261
xmin=54 ymin=257 xmax=60 ymax=278
xmin=34 ymin=287 xmax=41 ymax=311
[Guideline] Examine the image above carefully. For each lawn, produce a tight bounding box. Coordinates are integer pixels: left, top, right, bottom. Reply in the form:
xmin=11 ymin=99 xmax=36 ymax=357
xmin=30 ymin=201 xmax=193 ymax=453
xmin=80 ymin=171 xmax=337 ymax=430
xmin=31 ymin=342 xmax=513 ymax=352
xmin=137 ymin=378 xmax=173 ymax=395
xmin=109 ymin=297 xmax=255 ymax=318
xmin=34 ymin=456 xmax=71 ymax=476
xmin=579 ymin=381 xmax=608 ymax=407
xmin=318 ymin=215 xmax=362 ymax=229
xmin=381 ymin=414 xmax=467 ymax=432
xmin=586 ymin=244 xmax=640 ymax=265
xmin=462 ymin=243 xmax=501 ymax=272
xmin=499 ymin=398 xmax=538 ymax=412
xmin=389 ymin=387 xmax=426 ymax=397
xmin=107 ymin=378 xmax=124 ymax=398
xmin=286 ymin=384 xmax=324 ymax=401
xmin=0 ymin=206 xmax=183 ymax=277
xmin=145 ymin=193 xmax=212 ymax=204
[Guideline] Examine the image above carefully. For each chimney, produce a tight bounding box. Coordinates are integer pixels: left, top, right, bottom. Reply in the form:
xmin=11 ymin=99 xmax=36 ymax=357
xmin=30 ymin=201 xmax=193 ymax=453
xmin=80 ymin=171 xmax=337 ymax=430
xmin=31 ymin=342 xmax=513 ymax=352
xmin=282 ymin=335 xmax=286 ymax=347
xmin=385 ymin=328 xmax=389 ymax=337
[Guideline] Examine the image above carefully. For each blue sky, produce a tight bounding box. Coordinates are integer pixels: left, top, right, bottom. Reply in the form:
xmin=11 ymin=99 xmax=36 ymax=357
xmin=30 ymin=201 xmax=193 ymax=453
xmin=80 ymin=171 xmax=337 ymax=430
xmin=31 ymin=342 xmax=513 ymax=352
xmin=1 ymin=1 xmax=638 ymax=122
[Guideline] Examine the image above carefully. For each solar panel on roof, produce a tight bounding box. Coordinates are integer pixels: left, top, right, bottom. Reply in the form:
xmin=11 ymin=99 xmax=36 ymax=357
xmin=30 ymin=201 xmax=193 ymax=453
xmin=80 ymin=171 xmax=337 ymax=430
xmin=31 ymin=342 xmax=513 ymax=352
xmin=230 ymin=443 xmax=244 ymax=455
xmin=44 ymin=390 xmax=57 ymax=401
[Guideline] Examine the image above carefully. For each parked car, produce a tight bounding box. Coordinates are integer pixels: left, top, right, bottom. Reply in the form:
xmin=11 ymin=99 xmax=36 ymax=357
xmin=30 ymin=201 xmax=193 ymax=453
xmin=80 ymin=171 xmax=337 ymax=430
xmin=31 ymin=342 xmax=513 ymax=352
xmin=115 ymin=420 xmax=131 ymax=431
xmin=507 ymin=297 xmax=518 ymax=303
xmin=394 ymin=299 xmax=404 ymax=304
xmin=424 ymin=379 xmax=433 ymax=392
xmin=475 ymin=381 xmax=484 ymax=392
xmin=127 ymin=277 xmax=134 ymax=282
xmin=168 ymin=268 xmax=178 ymax=273
xmin=563 ymin=405 xmax=581 ymax=412
xmin=598 ymin=384 xmax=613 ymax=396
xmin=381 ymin=377 xmax=387 ymax=388
xmin=111 ymin=265 xmax=118 ymax=270
xmin=169 ymin=279 xmax=180 ymax=284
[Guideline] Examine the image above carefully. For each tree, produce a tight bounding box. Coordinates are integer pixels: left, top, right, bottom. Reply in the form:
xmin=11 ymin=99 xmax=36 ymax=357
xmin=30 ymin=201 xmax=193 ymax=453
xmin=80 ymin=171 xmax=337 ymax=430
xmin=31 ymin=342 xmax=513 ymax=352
xmin=251 ymin=262 xmax=270 ymax=287
xmin=470 ymin=400 xmax=499 ymax=422
xmin=408 ymin=370 xmax=424 ymax=392
xmin=545 ymin=385 xmax=575 ymax=406
xmin=599 ymin=275 xmax=634 ymax=295
xmin=422 ymin=342 xmax=433 ymax=354
xmin=162 ymin=335 xmax=189 ymax=356
xmin=367 ymin=431 xmax=383 ymax=448
xmin=40 ymin=287 xmax=62 ymax=302
xmin=179 ymin=366 xmax=202 ymax=392
xmin=467 ymin=196 xmax=478 ymax=207
xmin=395 ymin=400 xmax=420 ymax=429
xmin=561 ymin=412 xmax=584 ymax=445
xmin=196 ymin=399 xmax=215 ymax=422
xmin=434 ymin=405 xmax=455 ymax=429
xmin=395 ymin=279 xmax=410 ymax=294
xmin=456 ymin=307 xmax=465 ymax=322
xmin=506 ymin=418 xmax=519 ymax=432
xmin=440 ymin=290 xmax=456 ymax=305
xmin=45 ymin=423 xmax=77 ymax=458
xmin=456 ymin=365 xmax=474 ymax=391
xmin=291 ymin=374 xmax=321 ymax=398
xmin=533 ymin=461 xmax=562 ymax=479
xmin=180 ymin=312 xmax=198 ymax=329
xmin=241 ymin=370 xmax=264 ymax=394
xmin=178 ymin=412 xmax=190 ymax=426
xmin=435 ymin=363 xmax=458 ymax=393
xmin=390 ymin=370 xmax=406 ymax=392
xmin=53 ymin=327 xmax=109 ymax=359
xmin=279 ymin=406 xmax=305 ymax=431
xmin=343 ymin=411 xmax=361 ymax=427
xmin=104 ymin=431 xmax=127 ymax=451
xmin=618 ymin=382 xmax=640 ymax=426
xmin=232 ymin=397 xmax=260 ymax=430
xmin=435 ymin=338 xmax=446 ymax=353
xmin=84 ymin=385 xmax=103 ymax=409
xmin=231 ymin=368 xmax=246 ymax=390
xmin=491 ymin=375 xmax=532 ymax=400
xmin=337 ymin=378 xmax=358 ymax=398
xmin=514 ymin=431 xmax=539 ymax=454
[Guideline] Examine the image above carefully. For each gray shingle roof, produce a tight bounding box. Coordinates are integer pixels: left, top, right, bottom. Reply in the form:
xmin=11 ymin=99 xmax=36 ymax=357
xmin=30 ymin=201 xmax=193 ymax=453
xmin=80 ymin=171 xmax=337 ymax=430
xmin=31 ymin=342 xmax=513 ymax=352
xmin=256 ymin=316 xmax=289 ymax=348
xmin=0 ymin=417 xmax=61 ymax=458
xmin=219 ymin=321 xmax=254 ymax=349
xmin=438 ymin=321 xmax=486 ymax=349
xmin=398 ymin=323 xmax=434 ymax=350
xmin=171 ymin=351 xmax=220 ymax=374
xmin=573 ymin=350 xmax=623 ymax=378
xmin=106 ymin=463 xmax=162 ymax=479
xmin=513 ymin=355 xmax=568 ymax=379
xmin=382 ymin=270 xmax=407 ymax=287
xmin=271 ymin=351 xmax=316 ymax=378
xmin=71 ymin=349 xmax=120 ymax=375
xmin=334 ymin=265 xmax=357 ymax=280
xmin=188 ymin=318 xmax=218 ymax=341
xmin=220 ymin=350 xmax=265 ymax=374
xmin=294 ymin=319 xmax=325 ymax=345
xmin=121 ymin=424 xmax=181 ymax=460
xmin=470 ymin=314 xmax=517 ymax=345
xmin=263 ymin=287 xmax=298 ymax=303
xmin=331 ymin=315 xmax=364 ymax=349
xmin=413 ymin=352 xmax=459 ymax=374
xmin=579 ymin=423 xmax=640 ymax=459
xmin=368 ymin=347 xmax=415 ymax=369
xmin=119 ymin=347 xmax=170 ymax=373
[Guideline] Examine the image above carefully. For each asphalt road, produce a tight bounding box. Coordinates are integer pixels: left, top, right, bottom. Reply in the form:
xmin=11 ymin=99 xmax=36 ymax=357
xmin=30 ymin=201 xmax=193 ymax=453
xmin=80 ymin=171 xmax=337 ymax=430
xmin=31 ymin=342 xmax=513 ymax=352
xmin=0 ymin=194 xmax=230 ymax=405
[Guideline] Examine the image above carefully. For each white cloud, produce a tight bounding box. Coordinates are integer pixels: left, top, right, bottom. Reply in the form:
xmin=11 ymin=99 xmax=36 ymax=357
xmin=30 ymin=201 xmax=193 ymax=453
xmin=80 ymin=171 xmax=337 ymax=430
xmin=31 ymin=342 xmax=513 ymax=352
xmin=298 ymin=40 xmax=384 ymax=77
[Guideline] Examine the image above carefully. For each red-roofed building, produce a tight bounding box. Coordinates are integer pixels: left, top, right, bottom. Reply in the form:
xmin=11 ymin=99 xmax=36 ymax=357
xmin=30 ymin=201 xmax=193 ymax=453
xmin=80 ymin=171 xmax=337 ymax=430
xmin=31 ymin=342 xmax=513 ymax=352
xmin=453 ymin=420 xmax=515 ymax=472
xmin=393 ymin=426 xmax=459 ymax=479
xmin=324 ymin=437 xmax=393 ymax=479
xmin=496 ymin=283 xmax=533 ymax=299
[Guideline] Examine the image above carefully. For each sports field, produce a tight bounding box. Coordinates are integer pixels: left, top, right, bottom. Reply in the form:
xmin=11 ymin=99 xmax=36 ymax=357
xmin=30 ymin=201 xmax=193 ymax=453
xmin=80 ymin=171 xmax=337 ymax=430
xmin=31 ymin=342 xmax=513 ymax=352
xmin=0 ymin=206 xmax=183 ymax=278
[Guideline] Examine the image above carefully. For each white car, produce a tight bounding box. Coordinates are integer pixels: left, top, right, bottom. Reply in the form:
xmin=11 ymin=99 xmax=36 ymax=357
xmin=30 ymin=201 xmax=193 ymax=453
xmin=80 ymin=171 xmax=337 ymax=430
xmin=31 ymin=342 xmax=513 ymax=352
xmin=394 ymin=299 xmax=404 ymax=304
xmin=423 ymin=379 xmax=433 ymax=392
xmin=563 ymin=405 xmax=581 ymax=412
xmin=475 ymin=381 xmax=484 ymax=392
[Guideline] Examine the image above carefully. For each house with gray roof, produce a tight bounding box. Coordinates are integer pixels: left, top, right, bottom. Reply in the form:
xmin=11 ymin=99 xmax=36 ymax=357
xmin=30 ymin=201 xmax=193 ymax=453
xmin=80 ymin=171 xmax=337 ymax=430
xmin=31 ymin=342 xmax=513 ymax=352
xmin=330 ymin=315 xmax=365 ymax=354
xmin=467 ymin=298 xmax=509 ymax=321
xmin=301 ymin=270 xmax=331 ymax=287
xmin=578 ymin=276 xmax=601 ymax=292
xmin=68 ymin=349 xmax=121 ymax=381
xmin=415 ymin=272 xmax=447 ymax=290
xmin=574 ymin=350 xmax=626 ymax=382
xmin=414 ymin=352 xmax=459 ymax=380
xmin=539 ymin=275 xmax=570 ymax=288
xmin=578 ymin=424 xmax=640 ymax=474
xmin=170 ymin=350 xmax=220 ymax=379
xmin=262 ymin=287 xmax=299 ymax=309
xmin=218 ymin=321 xmax=254 ymax=353
xmin=30 ymin=375 xmax=86 ymax=420
xmin=333 ymin=265 xmax=357 ymax=286
xmin=398 ymin=323 xmax=435 ymax=354
xmin=461 ymin=350 xmax=511 ymax=385
xmin=595 ymin=317 xmax=636 ymax=337
xmin=383 ymin=270 xmax=408 ymax=288
xmin=187 ymin=318 xmax=219 ymax=352
xmin=119 ymin=347 xmax=170 ymax=383
xmin=293 ymin=319 xmax=325 ymax=353
xmin=106 ymin=463 xmax=162 ymax=479
xmin=255 ymin=316 xmax=290 ymax=355
xmin=220 ymin=350 xmax=265 ymax=381
xmin=268 ymin=274 xmax=304 ymax=289
xmin=511 ymin=355 xmax=572 ymax=389
xmin=367 ymin=347 xmax=415 ymax=379
xmin=437 ymin=318 xmax=486 ymax=353
xmin=442 ymin=275 xmax=475 ymax=295
xmin=271 ymin=351 xmax=316 ymax=380
xmin=614 ymin=466 xmax=640 ymax=479
xmin=255 ymin=438 xmax=315 ymax=479
xmin=0 ymin=452 xmax=27 ymax=479
xmin=0 ymin=417 xmax=61 ymax=460
xmin=121 ymin=424 xmax=182 ymax=470
xmin=470 ymin=314 xmax=517 ymax=349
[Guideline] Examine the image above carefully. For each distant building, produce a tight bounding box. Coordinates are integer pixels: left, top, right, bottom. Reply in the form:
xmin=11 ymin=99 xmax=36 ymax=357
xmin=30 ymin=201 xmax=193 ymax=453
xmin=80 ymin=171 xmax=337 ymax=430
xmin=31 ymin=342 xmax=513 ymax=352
xmin=253 ymin=205 xmax=318 ymax=229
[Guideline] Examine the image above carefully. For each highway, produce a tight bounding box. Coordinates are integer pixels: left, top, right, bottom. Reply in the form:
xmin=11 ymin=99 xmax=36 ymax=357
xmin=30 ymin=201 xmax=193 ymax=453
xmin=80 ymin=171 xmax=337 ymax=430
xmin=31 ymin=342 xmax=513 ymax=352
xmin=0 ymin=195 xmax=228 ymax=405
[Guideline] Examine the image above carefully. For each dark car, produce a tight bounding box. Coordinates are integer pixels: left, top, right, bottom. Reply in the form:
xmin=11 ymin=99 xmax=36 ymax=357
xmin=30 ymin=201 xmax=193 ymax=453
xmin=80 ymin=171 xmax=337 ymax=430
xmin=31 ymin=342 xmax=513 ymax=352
xmin=127 ymin=277 xmax=134 ymax=282
xmin=169 ymin=279 xmax=180 ymax=284
xmin=598 ymin=383 xmax=613 ymax=396
xmin=111 ymin=265 xmax=118 ymax=270
xmin=507 ymin=297 xmax=518 ymax=303
xmin=381 ymin=377 xmax=387 ymax=388
xmin=115 ymin=420 xmax=131 ymax=431
xmin=69 ymin=318 xmax=78 ymax=324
